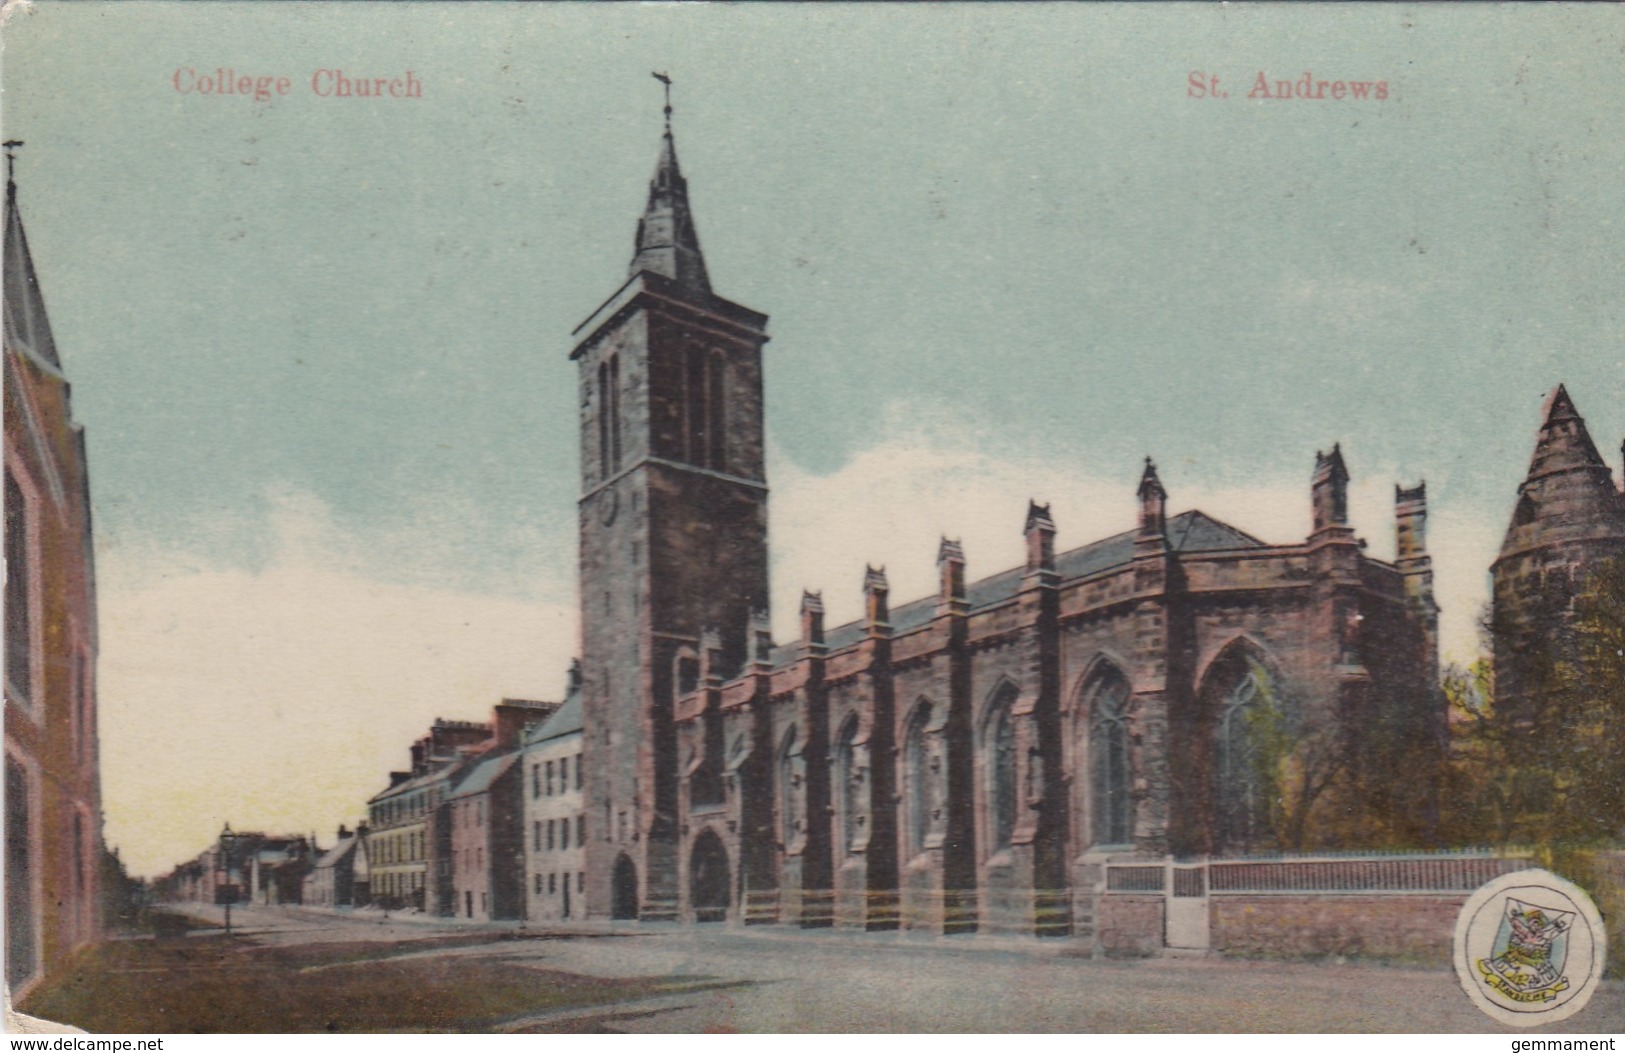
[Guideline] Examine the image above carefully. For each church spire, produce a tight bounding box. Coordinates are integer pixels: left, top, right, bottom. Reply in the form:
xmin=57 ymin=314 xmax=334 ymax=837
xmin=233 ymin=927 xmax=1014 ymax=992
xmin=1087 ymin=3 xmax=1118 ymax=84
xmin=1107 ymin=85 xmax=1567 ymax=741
xmin=4 ymin=140 xmax=63 ymax=371
xmin=630 ymin=73 xmax=711 ymax=294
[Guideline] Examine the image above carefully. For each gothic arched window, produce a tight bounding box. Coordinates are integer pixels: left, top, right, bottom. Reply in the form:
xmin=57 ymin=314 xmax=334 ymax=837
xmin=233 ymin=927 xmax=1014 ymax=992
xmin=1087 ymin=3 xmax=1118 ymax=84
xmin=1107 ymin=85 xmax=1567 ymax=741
xmin=1211 ymin=654 xmax=1289 ymax=854
xmin=779 ymin=727 xmax=799 ymax=846
xmin=986 ymin=688 xmax=1018 ymax=852
xmin=903 ymin=703 xmax=933 ymax=857
xmin=1087 ymin=668 xmax=1133 ymax=847
xmin=707 ymin=349 xmax=727 ymax=472
xmin=836 ymin=718 xmax=862 ymax=853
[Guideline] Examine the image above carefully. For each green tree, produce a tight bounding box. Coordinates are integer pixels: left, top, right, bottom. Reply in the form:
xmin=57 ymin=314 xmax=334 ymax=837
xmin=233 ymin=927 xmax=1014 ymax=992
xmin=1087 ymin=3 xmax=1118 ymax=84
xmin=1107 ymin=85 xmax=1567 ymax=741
xmin=1444 ymin=558 xmax=1625 ymax=849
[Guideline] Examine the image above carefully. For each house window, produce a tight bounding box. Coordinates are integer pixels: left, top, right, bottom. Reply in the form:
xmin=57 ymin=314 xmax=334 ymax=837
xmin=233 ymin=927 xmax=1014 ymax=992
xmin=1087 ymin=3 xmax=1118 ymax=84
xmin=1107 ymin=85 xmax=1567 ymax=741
xmin=578 ymin=871 xmax=585 ymax=893
xmin=546 ymin=761 xmax=555 ymax=796
xmin=532 ymin=763 xmax=541 ymax=799
xmin=559 ymin=756 xmax=569 ymax=793
xmin=534 ymin=872 xmax=543 ymax=895
xmin=560 ymin=820 xmax=570 ymax=851
xmin=575 ymin=753 xmax=583 ymax=791
xmin=576 ymin=814 xmax=585 ymax=847
xmin=1087 ymin=667 xmax=1134 ymax=847
xmin=549 ymin=873 xmax=556 ymax=895
xmin=547 ymin=820 xmax=555 ymax=851
xmin=533 ymin=821 xmax=542 ymax=852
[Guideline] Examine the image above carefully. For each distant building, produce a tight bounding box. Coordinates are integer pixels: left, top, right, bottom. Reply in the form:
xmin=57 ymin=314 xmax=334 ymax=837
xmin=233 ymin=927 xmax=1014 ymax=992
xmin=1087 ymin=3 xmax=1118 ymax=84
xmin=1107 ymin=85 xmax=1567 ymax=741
xmin=153 ymin=831 xmax=314 ymax=907
xmin=246 ymin=835 xmax=316 ymax=906
xmin=4 ymin=159 xmax=103 ymax=997
xmin=366 ymin=718 xmax=490 ymax=911
xmin=448 ymin=752 xmax=522 ymax=921
xmin=367 ymin=701 xmax=556 ymax=916
xmin=521 ymin=668 xmax=585 ymax=922
xmin=304 ymin=825 xmax=366 ymax=910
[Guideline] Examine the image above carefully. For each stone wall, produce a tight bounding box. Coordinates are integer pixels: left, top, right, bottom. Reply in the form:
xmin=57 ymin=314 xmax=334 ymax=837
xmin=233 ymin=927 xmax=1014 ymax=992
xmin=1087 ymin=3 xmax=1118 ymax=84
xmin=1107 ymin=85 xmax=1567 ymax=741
xmin=1211 ymin=894 xmax=1466 ymax=965
xmin=1096 ymin=894 xmax=1164 ymax=957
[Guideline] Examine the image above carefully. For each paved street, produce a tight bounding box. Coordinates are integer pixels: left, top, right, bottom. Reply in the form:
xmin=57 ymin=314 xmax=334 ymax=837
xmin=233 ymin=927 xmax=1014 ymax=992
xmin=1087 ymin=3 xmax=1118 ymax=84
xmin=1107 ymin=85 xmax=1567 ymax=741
xmin=27 ymin=904 xmax=1625 ymax=1033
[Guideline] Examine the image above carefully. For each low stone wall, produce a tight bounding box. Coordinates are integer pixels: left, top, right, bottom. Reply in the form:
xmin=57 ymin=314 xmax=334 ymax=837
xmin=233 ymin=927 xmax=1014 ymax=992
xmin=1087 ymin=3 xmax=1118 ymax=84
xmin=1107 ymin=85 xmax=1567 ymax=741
xmin=1096 ymin=894 xmax=1163 ymax=957
xmin=1211 ymin=894 xmax=1466 ymax=965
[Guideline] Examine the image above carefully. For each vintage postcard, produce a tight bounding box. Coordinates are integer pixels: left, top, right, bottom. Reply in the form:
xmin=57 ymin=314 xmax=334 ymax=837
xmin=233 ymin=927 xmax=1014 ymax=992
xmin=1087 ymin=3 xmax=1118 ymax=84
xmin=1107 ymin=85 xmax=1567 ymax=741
xmin=3 ymin=2 xmax=1622 ymax=1036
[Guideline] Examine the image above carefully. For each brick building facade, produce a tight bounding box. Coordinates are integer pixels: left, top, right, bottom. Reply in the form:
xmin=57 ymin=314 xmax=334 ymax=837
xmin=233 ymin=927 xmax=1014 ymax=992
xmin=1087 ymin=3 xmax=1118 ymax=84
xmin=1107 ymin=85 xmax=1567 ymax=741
xmin=4 ymin=164 xmax=103 ymax=998
xmin=569 ymin=111 xmax=1445 ymax=937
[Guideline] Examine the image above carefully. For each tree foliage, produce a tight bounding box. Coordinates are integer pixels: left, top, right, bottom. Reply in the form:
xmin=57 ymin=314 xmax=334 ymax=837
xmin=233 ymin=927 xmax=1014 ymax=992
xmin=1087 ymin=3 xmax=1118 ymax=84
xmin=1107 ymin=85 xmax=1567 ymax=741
xmin=1443 ymin=557 xmax=1625 ymax=849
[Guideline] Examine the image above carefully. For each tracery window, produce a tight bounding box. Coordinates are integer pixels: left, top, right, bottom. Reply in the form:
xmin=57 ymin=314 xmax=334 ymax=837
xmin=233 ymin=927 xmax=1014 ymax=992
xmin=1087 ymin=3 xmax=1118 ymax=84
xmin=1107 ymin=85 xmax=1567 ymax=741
xmin=778 ymin=727 xmax=799 ymax=845
xmin=903 ymin=704 xmax=933 ymax=857
xmin=1212 ymin=656 xmax=1289 ymax=854
xmin=1087 ymin=668 xmax=1133 ymax=846
xmin=987 ymin=688 xmax=1018 ymax=852
xmin=836 ymin=719 xmax=861 ymax=853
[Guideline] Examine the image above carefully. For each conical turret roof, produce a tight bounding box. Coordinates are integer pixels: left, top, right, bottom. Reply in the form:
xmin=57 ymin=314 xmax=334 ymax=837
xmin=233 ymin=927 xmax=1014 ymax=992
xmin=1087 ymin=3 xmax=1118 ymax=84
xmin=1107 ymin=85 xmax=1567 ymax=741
xmin=1499 ymin=385 xmax=1625 ymax=560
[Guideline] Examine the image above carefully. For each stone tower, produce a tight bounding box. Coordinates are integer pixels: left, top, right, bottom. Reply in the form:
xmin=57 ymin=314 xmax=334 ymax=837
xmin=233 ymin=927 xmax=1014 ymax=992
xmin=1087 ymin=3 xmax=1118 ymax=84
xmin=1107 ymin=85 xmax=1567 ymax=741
xmin=571 ymin=101 xmax=771 ymax=920
xmin=1491 ymin=385 xmax=1625 ymax=716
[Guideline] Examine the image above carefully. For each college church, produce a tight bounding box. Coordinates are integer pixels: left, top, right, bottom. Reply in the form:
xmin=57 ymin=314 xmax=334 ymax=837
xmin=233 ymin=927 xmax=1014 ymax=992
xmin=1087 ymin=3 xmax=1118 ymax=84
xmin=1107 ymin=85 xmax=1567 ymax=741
xmin=568 ymin=102 xmax=1446 ymax=937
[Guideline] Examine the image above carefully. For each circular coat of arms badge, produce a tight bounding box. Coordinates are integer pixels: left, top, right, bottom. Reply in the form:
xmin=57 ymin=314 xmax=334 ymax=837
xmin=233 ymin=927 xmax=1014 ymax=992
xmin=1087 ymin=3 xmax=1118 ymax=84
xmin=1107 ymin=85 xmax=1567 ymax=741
xmin=1453 ymin=868 xmax=1607 ymax=1026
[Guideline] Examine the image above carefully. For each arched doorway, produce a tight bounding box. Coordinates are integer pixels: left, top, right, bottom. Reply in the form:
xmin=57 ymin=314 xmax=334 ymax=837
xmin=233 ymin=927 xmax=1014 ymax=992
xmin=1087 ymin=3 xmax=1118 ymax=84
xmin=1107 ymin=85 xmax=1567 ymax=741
xmin=690 ymin=830 xmax=730 ymax=922
xmin=611 ymin=854 xmax=639 ymax=920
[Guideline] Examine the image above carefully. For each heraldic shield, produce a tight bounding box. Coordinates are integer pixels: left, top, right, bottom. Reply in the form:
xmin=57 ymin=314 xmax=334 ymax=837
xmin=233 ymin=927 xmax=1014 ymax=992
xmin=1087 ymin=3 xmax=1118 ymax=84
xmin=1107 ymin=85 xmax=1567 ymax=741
xmin=1476 ymin=898 xmax=1574 ymax=1004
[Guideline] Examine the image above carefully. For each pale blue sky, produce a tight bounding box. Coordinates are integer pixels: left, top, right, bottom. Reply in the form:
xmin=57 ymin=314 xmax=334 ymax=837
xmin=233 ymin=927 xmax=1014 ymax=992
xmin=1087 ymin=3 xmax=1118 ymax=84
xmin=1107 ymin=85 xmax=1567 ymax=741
xmin=5 ymin=3 xmax=1621 ymax=874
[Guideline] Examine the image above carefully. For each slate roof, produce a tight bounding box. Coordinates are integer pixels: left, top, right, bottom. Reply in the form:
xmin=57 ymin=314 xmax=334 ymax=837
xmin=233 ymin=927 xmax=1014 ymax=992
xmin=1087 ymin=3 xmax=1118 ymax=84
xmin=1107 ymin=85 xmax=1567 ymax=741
xmin=448 ymin=751 xmax=518 ymax=800
xmin=522 ymin=682 xmax=583 ymax=747
xmin=313 ymin=837 xmax=357 ymax=871
xmin=770 ymin=509 xmax=1266 ymax=665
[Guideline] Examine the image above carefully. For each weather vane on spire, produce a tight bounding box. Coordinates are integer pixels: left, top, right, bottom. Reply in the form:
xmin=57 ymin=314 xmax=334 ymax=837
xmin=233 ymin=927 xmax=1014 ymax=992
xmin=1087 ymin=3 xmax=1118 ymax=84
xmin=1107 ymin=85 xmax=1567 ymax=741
xmin=652 ymin=71 xmax=672 ymax=123
xmin=3 ymin=140 xmax=23 ymax=193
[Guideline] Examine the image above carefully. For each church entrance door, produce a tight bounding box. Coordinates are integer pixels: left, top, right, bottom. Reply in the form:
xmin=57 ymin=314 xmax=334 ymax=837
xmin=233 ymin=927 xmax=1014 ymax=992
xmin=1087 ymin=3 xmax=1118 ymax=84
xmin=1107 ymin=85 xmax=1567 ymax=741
xmin=690 ymin=830 xmax=730 ymax=923
xmin=611 ymin=854 xmax=639 ymax=920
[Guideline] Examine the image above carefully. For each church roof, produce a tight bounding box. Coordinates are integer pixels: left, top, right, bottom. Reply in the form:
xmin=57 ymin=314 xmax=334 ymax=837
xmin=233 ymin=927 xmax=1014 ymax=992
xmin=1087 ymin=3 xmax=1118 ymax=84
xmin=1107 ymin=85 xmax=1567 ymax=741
xmin=778 ymin=509 xmax=1266 ymax=661
xmin=4 ymin=175 xmax=62 ymax=372
xmin=1498 ymin=384 xmax=1625 ymax=561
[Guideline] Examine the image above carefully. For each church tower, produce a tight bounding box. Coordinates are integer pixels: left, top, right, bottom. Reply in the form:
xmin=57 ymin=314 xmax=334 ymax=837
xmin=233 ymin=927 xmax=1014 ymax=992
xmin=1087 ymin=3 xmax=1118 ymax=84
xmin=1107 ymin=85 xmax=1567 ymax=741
xmin=571 ymin=88 xmax=771 ymax=920
xmin=1491 ymin=385 xmax=1625 ymax=717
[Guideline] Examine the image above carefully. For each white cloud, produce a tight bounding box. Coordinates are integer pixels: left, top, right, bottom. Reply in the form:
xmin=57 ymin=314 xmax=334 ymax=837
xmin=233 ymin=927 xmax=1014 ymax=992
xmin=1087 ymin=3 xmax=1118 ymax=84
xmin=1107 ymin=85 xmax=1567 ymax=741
xmin=768 ymin=396 xmax=1492 ymax=661
xmin=99 ymin=491 xmax=575 ymax=877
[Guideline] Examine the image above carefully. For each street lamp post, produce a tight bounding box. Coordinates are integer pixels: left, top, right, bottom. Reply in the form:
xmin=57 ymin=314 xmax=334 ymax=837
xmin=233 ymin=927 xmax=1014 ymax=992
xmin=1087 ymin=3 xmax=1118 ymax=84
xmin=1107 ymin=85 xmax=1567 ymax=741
xmin=219 ymin=822 xmax=238 ymax=936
